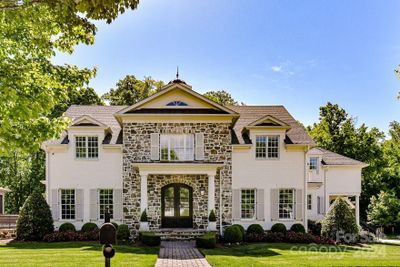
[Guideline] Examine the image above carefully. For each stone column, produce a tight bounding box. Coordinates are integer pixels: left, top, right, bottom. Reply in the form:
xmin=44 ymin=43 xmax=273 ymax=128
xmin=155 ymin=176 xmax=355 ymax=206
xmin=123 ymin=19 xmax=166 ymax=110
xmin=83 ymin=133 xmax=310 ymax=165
xmin=208 ymin=174 xmax=215 ymax=213
xmin=355 ymin=195 xmax=360 ymax=225
xmin=140 ymin=174 xmax=148 ymax=213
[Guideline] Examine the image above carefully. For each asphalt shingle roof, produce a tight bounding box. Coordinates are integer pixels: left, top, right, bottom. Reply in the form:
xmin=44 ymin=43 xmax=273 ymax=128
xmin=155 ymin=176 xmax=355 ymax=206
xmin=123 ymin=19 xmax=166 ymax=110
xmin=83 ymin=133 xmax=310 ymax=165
xmin=228 ymin=105 xmax=315 ymax=145
xmin=309 ymin=147 xmax=365 ymax=166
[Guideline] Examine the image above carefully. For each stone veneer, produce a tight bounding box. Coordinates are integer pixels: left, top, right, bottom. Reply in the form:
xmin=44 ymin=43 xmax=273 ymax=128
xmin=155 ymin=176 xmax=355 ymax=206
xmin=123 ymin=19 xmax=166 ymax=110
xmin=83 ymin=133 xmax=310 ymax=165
xmin=122 ymin=122 xmax=232 ymax=232
xmin=147 ymin=174 xmax=208 ymax=229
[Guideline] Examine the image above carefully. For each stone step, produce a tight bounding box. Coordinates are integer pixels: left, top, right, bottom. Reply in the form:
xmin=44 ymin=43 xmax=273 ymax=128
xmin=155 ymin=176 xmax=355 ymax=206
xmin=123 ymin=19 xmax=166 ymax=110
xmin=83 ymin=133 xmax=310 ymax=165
xmin=153 ymin=229 xmax=208 ymax=241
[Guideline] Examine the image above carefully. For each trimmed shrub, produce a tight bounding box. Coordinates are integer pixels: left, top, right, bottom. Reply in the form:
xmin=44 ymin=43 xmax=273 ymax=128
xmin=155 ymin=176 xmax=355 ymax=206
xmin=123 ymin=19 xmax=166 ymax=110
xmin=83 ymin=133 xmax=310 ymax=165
xmin=224 ymin=225 xmax=243 ymax=243
xmin=117 ymin=224 xmax=130 ymax=241
xmin=232 ymin=224 xmax=245 ymax=237
xmin=247 ymin=224 xmax=264 ymax=235
xmin=290 ymin=223 xmax=306 ymax=233
xmin=321 ymin=197 xmax=359 ymax=243
xmin=140 ymin=232 xmax=161 ymax=246
xmin=16 ymin=190 xmax=54 ymax=241
xmin=43 ymin=229 xmax=99 ymax=242
xmin=271 ymin=223 xmax=287 ymax=234
xmin=81 ymin=222 xmax=99 ymax=233
xmin=209 ymin=210 xmax=217 ymax=222
xmin=196 ymin=232 xmax=216 ymax=248
xmin=264 ymin=231 xmax=334 ymax=244
xmin=308 ymin=220 xmax=322 ymax=236
xmin=140 ymin=209 xmax=148 ymax=222
xmin=111 ymin=222 xmax=119 ymax=230
xmin=59 ymin=222 xmax=76 ymax=232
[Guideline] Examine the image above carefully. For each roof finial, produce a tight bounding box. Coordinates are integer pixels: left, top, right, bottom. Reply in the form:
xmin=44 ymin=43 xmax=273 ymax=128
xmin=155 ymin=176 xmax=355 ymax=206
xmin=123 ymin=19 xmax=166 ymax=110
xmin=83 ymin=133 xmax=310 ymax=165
xmin=176 ymin=66 xmax=179 ymax=79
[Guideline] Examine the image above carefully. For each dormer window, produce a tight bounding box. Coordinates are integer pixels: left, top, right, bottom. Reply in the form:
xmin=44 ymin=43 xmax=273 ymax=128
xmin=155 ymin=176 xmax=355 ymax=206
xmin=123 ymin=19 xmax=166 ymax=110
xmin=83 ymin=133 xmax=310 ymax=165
xmin=255 ymin=135 xmax=279 ymax=159
xmin=166 ymin=101 xmax=188 ymax=106
xmin=75 ymin=136 xmax=98 ymax=159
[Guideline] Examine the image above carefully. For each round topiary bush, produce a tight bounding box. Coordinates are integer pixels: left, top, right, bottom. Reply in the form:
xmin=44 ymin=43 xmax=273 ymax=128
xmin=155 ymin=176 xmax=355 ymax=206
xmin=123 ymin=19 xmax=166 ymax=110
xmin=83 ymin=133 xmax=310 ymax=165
xmin=230 ymin=224 xmax=244 ymax=238
xmin=16 ymin=190 xmax=54 ymax=241
xmin=224 ymin=225 xmax=243 ymax=243
xmin=111 ymin=222 xmax=119 ymax=230
xmin=290 ymin=223 xmax=305 ymax=233
xmin=247 ymin=224 xmax=264 ymax=235
xmin=117 ymin=224 xmax=130 ymax=241
xmin=81 ymin=222 xmax=99 ymax=233
xmin=271 ymin=223 xmax=287 ymax=234
xmin=59 ymin=222 xmax=76 ymax=232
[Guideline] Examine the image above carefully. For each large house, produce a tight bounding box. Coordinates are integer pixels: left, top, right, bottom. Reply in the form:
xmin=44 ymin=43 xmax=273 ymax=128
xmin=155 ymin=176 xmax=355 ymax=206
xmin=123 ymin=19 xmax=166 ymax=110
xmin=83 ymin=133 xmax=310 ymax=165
xmin=42 ymin=78 xmax=367 ymax=234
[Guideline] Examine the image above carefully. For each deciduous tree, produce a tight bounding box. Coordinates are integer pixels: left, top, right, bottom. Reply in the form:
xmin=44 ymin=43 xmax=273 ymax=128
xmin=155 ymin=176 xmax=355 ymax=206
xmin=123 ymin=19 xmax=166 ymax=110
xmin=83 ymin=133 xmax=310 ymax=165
xmin=0 ymin=0 xmax=138 ymax=154
xmin=203 ymin=90 xmax=238 ymax=106
xmin=367 ymin=191 xmax=400 ymax=233
xmin=102 ymin=75 xmax=164 ymax=105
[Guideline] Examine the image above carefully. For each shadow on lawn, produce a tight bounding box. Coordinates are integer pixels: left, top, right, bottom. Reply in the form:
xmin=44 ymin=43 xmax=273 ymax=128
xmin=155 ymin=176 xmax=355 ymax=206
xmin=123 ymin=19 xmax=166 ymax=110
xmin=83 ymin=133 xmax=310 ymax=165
xmin=201 ymin=243 xmax=372 ymax=258
xmin=2 ymin=241 xmax=159 ymax=255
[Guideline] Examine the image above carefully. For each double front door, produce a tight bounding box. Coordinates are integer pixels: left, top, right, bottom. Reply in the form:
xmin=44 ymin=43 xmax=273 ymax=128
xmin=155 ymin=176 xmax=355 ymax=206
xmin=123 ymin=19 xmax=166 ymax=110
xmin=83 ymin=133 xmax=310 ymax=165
xmin=161 ymin=184 xmax=193 ymax=228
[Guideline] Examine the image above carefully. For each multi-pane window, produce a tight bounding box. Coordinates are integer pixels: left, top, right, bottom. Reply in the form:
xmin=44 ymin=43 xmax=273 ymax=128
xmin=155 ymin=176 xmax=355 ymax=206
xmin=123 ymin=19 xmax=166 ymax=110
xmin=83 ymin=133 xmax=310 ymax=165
xmin=75 ymin=136 xmax=98 ymax=159
xmin=279 ymin=189 xmax=294 ymax=219
xmin=99 ymin=189 xmax=113 ymax=219
xmin=61 ymin=189 xmax=75 ymax=220
xmin=241 ymin=189 xmax=256 ymax=219
xmin=309 ymin=157 xmax=318 ymax=170
xmin=307 ymin=194 xmax=312 ymax=210
xmin=255 ymin=136 xmax=279 ymax=159
xmin=160 ymin=134 xmax=194 ymax=161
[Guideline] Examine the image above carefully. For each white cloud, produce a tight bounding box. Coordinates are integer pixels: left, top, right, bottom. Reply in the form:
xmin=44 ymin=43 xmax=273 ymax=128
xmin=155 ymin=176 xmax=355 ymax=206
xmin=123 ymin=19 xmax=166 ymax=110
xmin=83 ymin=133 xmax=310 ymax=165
xmin=271 ymin=65 xmax=283 ymax=72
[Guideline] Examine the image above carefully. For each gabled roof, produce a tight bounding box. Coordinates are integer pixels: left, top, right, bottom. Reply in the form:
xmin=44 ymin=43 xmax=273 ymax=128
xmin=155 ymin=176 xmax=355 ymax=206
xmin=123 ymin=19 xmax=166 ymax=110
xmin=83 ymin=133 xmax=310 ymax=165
xmin=228 ymin=105 xmax=315 ymax=145
xmin=43 ymin=105 xmax=125 ymax=146
xmin=246 ymin=114 xmax=291 ymax=128
xmin=308 ymin=147 xmax=367 ymax=166
xmin=116 ymin=82 xmax=239 ymax=116
xmin=70 ymin=115 xmax=109 ymax=129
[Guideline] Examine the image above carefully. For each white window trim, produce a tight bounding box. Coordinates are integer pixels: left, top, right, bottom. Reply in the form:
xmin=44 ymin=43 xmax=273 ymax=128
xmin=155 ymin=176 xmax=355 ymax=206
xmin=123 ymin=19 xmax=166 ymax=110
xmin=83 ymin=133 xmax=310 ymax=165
xmin=59 ymin=188 xmax=76 ymax=222
xmin=74 ymin=135 xmax=99 ymax=160
xmin=278 ymin=188 xmax=295 ymax=221
xmin=98 ymin=189 xmax=114 ymax=220
xmin=309 ymin=157 xmax=319 ymax=171
xmin=159 ymin=134 xmax=194 ymax=161
xmin=307 ymin=194 xmax=312 ymax=210
xmin=240 ymin=188 xmax=257 ymax=220
xmin=255 ymin=135 xmax=280 ymax=160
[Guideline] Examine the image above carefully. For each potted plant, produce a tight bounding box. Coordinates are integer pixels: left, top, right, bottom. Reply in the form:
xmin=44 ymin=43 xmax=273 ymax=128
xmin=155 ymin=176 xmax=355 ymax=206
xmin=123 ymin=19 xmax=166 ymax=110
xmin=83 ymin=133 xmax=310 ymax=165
xmin=207 ymin=210 xmax=217 ymax=231
xmin=139 ymin=209 xmax=149 ymax=231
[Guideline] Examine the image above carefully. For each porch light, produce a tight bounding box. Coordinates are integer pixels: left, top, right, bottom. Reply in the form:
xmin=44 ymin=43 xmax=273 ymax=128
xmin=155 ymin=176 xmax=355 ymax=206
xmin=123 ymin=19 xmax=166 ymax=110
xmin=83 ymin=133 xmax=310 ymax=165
xmin=200 ymin=186 xmax=205 ymax=196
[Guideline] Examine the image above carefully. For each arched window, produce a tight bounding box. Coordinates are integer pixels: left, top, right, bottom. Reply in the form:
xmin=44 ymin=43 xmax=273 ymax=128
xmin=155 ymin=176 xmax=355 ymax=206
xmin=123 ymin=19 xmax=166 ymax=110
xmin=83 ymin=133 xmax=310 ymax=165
xmin=166 ymin=101 xmax=188 ymax=106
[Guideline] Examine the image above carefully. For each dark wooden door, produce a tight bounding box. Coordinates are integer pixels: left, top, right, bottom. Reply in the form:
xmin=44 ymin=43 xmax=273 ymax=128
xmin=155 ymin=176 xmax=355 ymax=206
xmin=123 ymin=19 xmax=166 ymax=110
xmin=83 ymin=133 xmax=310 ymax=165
xmin=161 ymin=184 xmax=193 ymax=228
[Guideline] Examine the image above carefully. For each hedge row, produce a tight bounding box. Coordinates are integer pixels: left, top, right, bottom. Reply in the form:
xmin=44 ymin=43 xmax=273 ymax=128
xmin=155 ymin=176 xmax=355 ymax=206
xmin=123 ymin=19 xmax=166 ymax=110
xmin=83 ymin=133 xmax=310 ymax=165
xmin=140 ymin=232 xmax=161 ymax=246
xmin=196 ymin=233 xmax=217 ymax=248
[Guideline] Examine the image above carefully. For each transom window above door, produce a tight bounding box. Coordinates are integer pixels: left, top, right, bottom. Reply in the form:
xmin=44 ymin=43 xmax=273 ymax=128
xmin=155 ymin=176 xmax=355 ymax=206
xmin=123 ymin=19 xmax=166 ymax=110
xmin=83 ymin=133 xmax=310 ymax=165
xmin=160 ymin=134 xmax=194 ymax=161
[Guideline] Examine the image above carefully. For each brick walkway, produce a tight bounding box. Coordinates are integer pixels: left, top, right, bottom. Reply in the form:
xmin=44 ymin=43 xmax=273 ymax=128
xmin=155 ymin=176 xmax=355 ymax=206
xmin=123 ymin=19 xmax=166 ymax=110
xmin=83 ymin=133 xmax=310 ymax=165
xmin=155 ymin=241 xmax=211 ymax=267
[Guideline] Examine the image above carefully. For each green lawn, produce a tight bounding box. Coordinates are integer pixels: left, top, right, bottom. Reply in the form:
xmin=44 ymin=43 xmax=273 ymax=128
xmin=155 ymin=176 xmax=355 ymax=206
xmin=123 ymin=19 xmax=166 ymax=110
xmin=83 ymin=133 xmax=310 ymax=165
xmin=200 ymin=243 xmax=400 ymax=267
xmin=0 ymin=241 xmax=159 ymax=267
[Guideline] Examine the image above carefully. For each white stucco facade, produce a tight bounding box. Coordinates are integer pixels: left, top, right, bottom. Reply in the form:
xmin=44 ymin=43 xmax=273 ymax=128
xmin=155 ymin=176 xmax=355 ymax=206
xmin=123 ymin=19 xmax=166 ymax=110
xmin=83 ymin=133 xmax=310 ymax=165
xmin=43 ymin=82 xmax=366 ymax=232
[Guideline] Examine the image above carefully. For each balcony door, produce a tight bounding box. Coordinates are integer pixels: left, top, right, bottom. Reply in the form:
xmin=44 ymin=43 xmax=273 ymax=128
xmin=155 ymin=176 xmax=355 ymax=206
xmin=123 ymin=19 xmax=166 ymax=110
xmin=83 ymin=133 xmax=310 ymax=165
xmin=161 ymin=184 xmax=193 ymax=228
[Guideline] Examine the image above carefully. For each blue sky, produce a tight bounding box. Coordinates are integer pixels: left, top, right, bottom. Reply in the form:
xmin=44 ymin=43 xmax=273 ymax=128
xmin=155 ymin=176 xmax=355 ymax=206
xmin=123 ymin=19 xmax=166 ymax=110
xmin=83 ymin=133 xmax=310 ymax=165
xmin=54 ymin=0 xmax=400 ymax=133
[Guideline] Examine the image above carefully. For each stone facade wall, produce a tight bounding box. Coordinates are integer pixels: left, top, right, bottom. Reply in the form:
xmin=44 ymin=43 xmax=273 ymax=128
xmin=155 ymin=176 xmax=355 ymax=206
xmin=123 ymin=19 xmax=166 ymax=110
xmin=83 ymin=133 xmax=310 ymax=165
xmin=122 ymin=122 xmax=232 ymax=231
xmin=147 ymin=174 xmax=208 ymax=229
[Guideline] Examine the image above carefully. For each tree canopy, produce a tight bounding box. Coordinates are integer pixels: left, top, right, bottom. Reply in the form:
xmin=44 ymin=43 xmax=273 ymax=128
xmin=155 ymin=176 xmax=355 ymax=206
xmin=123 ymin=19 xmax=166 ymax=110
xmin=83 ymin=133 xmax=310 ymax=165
xmin=367 ymin=191 xmax=400 ymax=229
xmin=0 ymin=0 xmax=138 ymax=154
xmin=307 ymin=102 xmax=386 ymax=219
xmin=102 ymin=75 xmax=164 ymax=105
xmin=203 ymin=90 xmax=238 ymax=106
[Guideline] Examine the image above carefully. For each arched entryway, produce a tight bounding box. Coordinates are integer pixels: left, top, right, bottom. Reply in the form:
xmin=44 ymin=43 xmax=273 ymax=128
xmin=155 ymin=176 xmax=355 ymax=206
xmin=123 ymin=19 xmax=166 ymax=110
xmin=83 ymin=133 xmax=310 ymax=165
xmin=161 ymin=183 xmax=193 ymax=228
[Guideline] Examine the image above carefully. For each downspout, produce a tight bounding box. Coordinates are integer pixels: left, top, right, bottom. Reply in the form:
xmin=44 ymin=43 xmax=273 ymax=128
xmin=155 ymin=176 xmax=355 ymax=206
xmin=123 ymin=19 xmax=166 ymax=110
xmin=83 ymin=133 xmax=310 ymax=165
xmin=324 ymin=167 xmax=327 ymax=216
xmin=304 ymin=145 xmax=310 ymax=232
xmin=219 ymin=168 xmax=223 ymax=236
xmin=46 ymin=150 xmax=50 ymax=204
